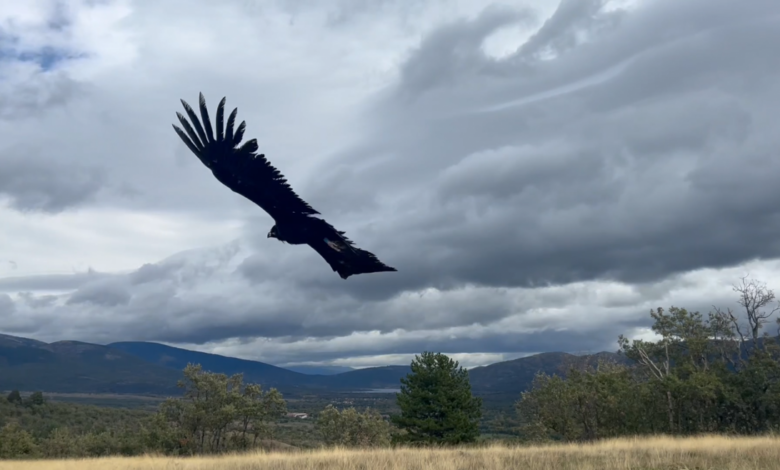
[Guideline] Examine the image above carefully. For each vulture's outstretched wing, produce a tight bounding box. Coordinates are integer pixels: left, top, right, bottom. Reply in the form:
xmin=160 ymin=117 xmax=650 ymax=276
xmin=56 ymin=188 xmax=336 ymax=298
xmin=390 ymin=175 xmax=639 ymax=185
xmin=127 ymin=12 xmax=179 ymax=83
xmin=173 ymin=93 xmax=397 ymax=279
xmin=172 ymin=93 xmax=319 ymax=220
xmin=307 ymin=218 xmax=397 ymax=279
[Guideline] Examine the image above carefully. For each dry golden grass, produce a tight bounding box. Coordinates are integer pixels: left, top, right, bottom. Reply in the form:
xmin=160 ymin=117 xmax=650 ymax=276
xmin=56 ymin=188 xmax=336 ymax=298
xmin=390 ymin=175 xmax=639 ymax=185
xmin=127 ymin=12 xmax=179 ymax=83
xmin=2 ymin=435 xmax=780 ymax=470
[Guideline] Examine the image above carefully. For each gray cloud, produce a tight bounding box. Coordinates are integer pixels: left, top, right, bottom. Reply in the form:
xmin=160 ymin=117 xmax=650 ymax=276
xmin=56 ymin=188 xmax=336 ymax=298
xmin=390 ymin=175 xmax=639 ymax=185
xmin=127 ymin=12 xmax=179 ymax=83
xmin=397 ymin=4 xmax=536 ymax=96
xmin=16 ymin=292 xmax=59 ymax=309
xmin=0 ymin=237 xmax=742 ymax=362
xmin=0 ymin=270 xmax=109 ymax=292
xmin=0 ymin=239 xmax=773 ymax=365
xmin=66 ymin=279 xmax=131 ymax=307
xmin=515 ymin=0 xmax=624 ymax=60
xmin=209 ymin=325 xmax=637 ymax=366
xmin=300 ymin=0 xmax=780 ymax=298
xmin=129 ymin=261 xmax=185 ymax=286
xmin=0 ymin=294 xmax=15 ymax=316
xmin=0 ymin=153 xmax=106 ymax=212
xmin=2 ymin=0 xmax=780 ymax=368
xmin=0 ymin=63 xmax=85 ymax=119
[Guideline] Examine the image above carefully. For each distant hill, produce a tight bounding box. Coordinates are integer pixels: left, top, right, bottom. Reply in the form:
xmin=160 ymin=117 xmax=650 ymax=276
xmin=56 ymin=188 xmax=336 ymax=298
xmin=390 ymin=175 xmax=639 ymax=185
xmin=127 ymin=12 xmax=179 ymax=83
xmin=0 ymin=333 xmax=629 ymax=398
xmin=283 ymin=365 xmax=354 ymax=375
xmin=0 ymin=334 xmax=179 ymax=394
xmin=318 ymin=366 xmax=412 ymax=389
xmin=107 ymin=341 xmax=316 ymax=389
xmin=468 ymin=351 xmax=630 ymax=396
xmin=0 ymin=335 xmax=408 ymax=394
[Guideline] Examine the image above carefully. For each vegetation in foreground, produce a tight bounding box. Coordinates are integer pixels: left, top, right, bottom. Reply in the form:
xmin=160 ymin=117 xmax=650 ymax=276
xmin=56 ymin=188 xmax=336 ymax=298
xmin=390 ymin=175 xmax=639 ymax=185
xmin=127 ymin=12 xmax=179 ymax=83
xmin=2 ymin=435 xmax=780 ymax=470
xmin=516 ymin=276 xmax=780 ymax=441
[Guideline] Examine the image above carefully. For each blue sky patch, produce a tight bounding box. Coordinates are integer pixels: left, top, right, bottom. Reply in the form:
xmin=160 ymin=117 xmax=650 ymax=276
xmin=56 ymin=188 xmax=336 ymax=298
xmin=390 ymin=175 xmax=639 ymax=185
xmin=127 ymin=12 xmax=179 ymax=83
xmin=0 ymin=42 xmax=84 ymax=72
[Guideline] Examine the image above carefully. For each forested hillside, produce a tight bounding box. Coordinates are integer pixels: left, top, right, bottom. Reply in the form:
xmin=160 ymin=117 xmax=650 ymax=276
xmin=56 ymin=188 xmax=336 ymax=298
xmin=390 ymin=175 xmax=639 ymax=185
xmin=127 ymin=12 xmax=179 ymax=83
xmin=1 ymin=334 xmax=625 ymax=396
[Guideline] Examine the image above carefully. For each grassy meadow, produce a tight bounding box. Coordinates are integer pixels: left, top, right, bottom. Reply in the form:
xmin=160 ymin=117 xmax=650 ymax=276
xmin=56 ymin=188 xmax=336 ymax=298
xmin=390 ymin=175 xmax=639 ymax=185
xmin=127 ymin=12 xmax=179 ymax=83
xmin=2 ymin=435 xmax=780 ymax=470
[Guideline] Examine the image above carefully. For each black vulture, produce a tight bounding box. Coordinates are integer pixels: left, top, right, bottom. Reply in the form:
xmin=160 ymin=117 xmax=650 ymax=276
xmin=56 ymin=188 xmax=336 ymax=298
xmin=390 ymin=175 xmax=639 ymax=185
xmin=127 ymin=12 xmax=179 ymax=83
xmin=171 ymin=93 xmax=397 ymax=280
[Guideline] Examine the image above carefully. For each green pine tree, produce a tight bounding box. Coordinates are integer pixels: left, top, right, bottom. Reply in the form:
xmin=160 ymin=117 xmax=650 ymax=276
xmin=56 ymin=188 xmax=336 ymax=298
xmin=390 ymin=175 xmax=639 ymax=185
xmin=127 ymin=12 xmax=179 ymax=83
xmin=391 ymin=351 xmax=482 ymax=445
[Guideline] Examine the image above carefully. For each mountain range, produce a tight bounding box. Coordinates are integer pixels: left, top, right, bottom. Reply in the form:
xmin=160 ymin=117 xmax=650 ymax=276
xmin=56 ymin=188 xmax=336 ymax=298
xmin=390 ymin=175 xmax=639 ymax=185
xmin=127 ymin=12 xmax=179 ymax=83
xmin=0 ymin=333 xmax=628 ymax=397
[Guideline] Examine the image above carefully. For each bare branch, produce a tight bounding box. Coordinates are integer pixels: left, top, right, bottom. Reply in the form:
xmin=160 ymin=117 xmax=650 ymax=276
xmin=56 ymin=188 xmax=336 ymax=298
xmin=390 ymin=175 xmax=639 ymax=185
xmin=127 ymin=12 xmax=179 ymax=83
xmin=733 ymin=275 xmax=780 ymax=341
xmin=636 ymin=343 xmax=666 ymax=380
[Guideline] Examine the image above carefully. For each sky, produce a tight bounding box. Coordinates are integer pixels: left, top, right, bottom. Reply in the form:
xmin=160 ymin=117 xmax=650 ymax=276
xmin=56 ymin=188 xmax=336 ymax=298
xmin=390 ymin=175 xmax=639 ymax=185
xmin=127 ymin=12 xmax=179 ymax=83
xmin=1 ymin=0 xmax=780 ymax=370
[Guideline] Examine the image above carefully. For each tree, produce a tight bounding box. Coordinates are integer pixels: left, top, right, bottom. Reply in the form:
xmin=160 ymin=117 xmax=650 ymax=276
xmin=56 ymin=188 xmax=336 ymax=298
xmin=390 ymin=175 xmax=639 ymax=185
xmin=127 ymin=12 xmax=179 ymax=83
xmin=516 ymin=277 xmax=780 ymax=442
xmin=711 ymin=276 xmax=780 ymax=361
xmin=516 ymin=372 xmax=579 ymax=441
xmin=153 ymin=363 xmax=287 ymax=454
xmin=6 ymin=390 xmax=22 ymax=405
xmin=731 ymin=276 xmax=779 ymax=343
xmin=710 ymin=276 xmax=780 ymax=432
xmin=316 ymin=404 xmax=392 ymax=447
xmin=22 ymin=391 xmax=45 ymax=408
xmin=516 ymin=361 xmax=650 ymax=442
xmin=391 ymin=351 xmax=482 ymax=445
xmin=618 ymin=306 xmax=716 ymax=433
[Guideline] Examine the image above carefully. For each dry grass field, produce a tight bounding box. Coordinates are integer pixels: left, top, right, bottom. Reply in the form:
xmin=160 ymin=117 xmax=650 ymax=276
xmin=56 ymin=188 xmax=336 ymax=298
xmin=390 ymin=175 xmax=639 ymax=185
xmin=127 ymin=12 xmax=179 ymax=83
xmin=2 ymin=435 xmax=779 ymax=470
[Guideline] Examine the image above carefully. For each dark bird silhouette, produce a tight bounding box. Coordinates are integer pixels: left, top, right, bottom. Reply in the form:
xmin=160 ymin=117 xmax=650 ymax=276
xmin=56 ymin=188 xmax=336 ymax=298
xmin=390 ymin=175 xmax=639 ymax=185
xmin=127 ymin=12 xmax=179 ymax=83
xmin=171 ymin=93 xmax=397 ymax=280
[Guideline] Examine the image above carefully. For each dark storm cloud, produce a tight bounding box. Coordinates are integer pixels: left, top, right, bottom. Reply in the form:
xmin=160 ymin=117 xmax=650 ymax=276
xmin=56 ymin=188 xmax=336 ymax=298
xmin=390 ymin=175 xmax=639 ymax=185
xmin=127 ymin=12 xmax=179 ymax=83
xmin=397 ymin=4 xmax=535 ymax=96
xmin=3 ymin=0 xmax=778 ymax=368
xmin=0 ymin=154 xmax=106 ymax=212
xmin=298 ymin=0 xmax=780 ymax=299
xmin=0 ymin=239 xmax=746 ymax=366
xmin=1 ymin=239 xmax=633 ymax=349
xmin=236 ymin=250 xmax=427 ymax=303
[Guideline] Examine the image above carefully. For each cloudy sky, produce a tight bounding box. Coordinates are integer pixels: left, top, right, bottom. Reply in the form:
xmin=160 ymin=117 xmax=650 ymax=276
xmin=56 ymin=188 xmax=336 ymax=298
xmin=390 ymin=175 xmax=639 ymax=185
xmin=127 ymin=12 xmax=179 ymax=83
xmin=1 ymin=0 xmax=779 ymax=369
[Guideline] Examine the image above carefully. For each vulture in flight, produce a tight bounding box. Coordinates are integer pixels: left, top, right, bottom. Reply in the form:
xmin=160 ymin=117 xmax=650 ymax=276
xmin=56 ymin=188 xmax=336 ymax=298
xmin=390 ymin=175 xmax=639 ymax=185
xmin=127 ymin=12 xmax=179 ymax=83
xmin=172 ymin=93 xmax=397 ymax=280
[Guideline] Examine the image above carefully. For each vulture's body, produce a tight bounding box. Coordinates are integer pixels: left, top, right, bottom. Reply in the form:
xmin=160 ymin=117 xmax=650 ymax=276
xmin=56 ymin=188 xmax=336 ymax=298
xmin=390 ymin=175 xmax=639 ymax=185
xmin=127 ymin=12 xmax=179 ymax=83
xmin=171 ymin=93 xmax=396 ymax=279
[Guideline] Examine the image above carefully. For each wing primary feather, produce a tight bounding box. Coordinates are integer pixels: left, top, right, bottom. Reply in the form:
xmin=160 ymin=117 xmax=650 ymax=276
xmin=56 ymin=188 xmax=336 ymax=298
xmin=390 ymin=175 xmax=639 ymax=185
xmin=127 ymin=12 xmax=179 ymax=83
xmin=180 ymin=99 xmax=209 ymax=147
xmin=225 ymin=108 xmax=238 ymax=144
xmin=216 ymin=97 xmax=225 ymax=142
xmin=233 ymin=120 xmax=246 ymax=147
xmin=238 ymin=139 xmax=259 ymax=154
xmin=175 ymin=112 xmax=204 ymax=151
xmin=198 ymin=93 xmax=215 ymax=144
xmin=173 ymin=93 xmax=324 ymax=219
xmin=172 ymin=125 xmax=203 ymax=156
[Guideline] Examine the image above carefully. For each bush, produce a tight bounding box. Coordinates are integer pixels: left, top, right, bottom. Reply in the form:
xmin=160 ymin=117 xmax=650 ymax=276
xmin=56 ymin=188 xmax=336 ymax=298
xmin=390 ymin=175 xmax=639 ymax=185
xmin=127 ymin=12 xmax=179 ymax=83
xmin=316 ymin=405 xmax=392 ymax=447
xmin=0 ymin=422 xmax=39 ymax=459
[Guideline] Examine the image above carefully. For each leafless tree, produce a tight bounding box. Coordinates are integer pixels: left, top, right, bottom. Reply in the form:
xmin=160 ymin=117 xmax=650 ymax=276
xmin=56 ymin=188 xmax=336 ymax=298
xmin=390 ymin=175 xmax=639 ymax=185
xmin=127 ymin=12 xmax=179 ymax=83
xmin=732 ymin=276 xmax=778 ymax=341
xmin=712 ymin=275 xmax=779 ymax=366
